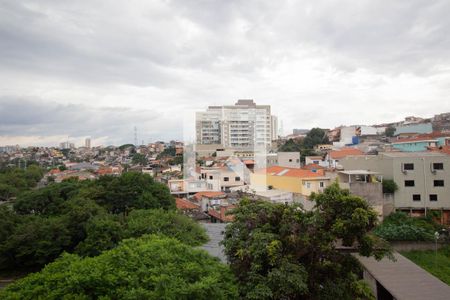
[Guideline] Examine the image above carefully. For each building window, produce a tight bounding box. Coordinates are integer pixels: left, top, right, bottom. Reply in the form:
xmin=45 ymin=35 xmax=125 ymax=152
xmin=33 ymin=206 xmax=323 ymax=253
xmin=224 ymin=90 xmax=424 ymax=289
xmin=296 ymin=159 xmax=300 ymax=163
xmin=224 ymin=177 xmax=229 ymax=182
xmin=404 ymin=180 xmax=415 ymax=187
xmin=403 ymin=163 xmax=414 ymax=170
xmin=235 ymin=176 xmax=240 ymax=182
xmin=313 ymin=160 xmax=319 ymax=164
xmin=289 ymin=159 xmax=293 ymax=162
xmin=412 ymin=194 xmax=421 ymax=201
xmin=306 ymin=182 xmax=311 ymax=188
xmin=209 ymin=175 xmax=213 ymax=180
xmin=429 ymin=194 xmax=438 ymax=201
xmin=320 ymin=182 xmax=324 ymax=188
xmin=434 ymin=180 xmax=444 ymax=187
xmin=433 ymin=163 xmax=444 ymax=170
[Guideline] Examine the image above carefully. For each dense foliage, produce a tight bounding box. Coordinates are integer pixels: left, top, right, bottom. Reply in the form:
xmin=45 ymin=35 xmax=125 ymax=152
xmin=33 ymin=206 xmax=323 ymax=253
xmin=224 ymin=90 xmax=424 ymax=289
xmin=14 ymin=172 xmax=175 ymax=215
xmin=0 ymin=165 xmax=44 ymax=201
xmin=278 ymin=128 xmax=329 ymax=163
xmin=0 ymin=235 xmax=238 ymax=300
xmin=0 ymin=172 xmax=207 ymax=272
xmin=382 ymin=179 xmax=398 ymax=194
xmin=401 ymin=246 xmax=450 ymax=285
xmin=222 ymin=183 xmax=389 ymax=299
xmin=373 ymin=211 xmax=442 ymax=241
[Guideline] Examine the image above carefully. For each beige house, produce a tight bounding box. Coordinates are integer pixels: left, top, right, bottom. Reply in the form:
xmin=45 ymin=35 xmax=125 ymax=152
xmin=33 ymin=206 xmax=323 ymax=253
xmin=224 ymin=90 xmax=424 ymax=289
xmin=340 ymin=152 xmax=450 ymax=224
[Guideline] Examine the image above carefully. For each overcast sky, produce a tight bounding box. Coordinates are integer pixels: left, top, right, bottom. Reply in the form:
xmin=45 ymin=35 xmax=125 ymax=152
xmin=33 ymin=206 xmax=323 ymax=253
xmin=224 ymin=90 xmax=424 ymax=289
xmin=1 ymin=0 xmax=450 ymax=147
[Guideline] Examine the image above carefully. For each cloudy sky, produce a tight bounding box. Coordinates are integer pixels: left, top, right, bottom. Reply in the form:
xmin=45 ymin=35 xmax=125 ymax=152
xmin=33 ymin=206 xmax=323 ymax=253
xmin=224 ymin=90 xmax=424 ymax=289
xmin=1 ymin=0 xmax=450 ymax=146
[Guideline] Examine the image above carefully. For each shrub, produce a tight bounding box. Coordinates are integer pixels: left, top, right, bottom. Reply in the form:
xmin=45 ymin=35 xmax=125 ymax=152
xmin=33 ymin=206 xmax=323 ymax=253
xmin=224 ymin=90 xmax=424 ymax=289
xmin=0 ymin=235 xmax=238 ymax=300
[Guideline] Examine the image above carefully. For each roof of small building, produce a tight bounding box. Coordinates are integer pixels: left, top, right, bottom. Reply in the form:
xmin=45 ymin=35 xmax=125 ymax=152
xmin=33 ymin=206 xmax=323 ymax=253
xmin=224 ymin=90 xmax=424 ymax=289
xmin=330 ymin=148 xmax=364 ymax=159
xmin=354 ymin=252 xmax=450 ymax=300
xmin=176 ymin=198 xmax=199 ymax=210
xmin=339 ymin=170 xmax=380 ymax=175
xmin=302 ymin=163 xmax=326 ymax=170
xmin=256 ymin=166 xmax=326 ymax=178
xmin=193 ymin=191 xmax=226 ymax=201
xmin=381 ymin=151 xmax=446 ymax=158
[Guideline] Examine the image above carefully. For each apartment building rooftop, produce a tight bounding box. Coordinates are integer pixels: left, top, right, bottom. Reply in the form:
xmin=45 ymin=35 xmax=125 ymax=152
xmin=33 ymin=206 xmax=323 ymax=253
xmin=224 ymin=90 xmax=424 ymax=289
xmin=381 ymin=151 xmax=447 ymax=157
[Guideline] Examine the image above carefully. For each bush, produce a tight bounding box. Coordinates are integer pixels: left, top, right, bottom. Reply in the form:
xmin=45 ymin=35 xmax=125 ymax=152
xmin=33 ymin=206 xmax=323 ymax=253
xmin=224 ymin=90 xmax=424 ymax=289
xmin=374 ymin=212 xmax=441 ymax=241
xmin=0 ymin=236 xmax=238 ymax=300
xmin=382 ymin=179 xmax=398 ymax=194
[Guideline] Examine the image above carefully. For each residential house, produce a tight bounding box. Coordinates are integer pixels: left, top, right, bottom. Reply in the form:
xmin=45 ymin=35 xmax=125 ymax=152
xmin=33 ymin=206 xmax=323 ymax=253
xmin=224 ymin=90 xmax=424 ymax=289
xmin=250 ymin=166 xmax=330 ymax=198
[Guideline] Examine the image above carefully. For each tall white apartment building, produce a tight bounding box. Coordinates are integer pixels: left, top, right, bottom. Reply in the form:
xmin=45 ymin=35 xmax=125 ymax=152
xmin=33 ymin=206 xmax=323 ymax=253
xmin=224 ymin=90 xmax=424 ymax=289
xmin=196 ymin=100 xmax=275 ymax=150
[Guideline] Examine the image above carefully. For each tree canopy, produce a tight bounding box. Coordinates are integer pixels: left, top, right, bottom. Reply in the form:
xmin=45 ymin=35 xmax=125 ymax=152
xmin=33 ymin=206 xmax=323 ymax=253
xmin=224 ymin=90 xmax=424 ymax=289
xmin=0 ymin=172 xmax=202 ymax=272
xmin=222 ymin=183 xmax=390 ymax=299
xmin=0 ymin=165 xmax=44 ymax=201
xmin=0 ymin=235 xmax=238 ymax=300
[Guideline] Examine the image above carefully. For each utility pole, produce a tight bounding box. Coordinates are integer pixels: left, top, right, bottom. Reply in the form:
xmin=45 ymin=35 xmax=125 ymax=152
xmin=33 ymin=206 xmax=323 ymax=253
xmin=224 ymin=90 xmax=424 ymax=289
xmin=134 ymin=126 xmax=138 ymax=147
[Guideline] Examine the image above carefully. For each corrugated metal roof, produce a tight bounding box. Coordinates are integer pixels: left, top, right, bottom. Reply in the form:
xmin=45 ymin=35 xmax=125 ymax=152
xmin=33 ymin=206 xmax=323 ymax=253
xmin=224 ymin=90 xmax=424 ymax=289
xmin=354 ymin=252 xmax=450 ymax=300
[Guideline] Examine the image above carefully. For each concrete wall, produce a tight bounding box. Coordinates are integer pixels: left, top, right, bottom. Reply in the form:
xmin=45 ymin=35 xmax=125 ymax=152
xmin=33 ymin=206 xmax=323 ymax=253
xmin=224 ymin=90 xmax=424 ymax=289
xmin=277 ymin=152 xmax=301 ymax=168
xmin=390 ymin=241 xmax=447 ymax=252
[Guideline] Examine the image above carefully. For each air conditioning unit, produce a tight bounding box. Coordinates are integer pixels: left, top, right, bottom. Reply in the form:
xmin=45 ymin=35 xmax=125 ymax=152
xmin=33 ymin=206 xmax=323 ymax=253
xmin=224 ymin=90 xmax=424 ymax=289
xmin=430 ymin=163 xmax=437 ymax=174
xmin=401 ymin=163 xmax=407 ymax=174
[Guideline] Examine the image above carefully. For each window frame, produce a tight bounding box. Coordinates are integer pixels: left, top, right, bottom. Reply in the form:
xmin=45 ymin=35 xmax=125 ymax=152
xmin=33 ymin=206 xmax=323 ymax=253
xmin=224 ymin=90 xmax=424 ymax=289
xmin=404 ymin=180 xmax=415 ymax=187
xmin=429 ymin=194 xmax=438 ymax=201
xmin=403 ymin=163 xmax=414 ymax=171
xmin=434 ymin=180 xmax=444 ymax=187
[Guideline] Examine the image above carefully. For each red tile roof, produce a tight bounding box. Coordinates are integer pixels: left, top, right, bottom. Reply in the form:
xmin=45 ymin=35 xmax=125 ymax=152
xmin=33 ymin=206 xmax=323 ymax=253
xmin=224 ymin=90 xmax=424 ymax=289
xmin=48 ymin=169 xmax=61 ymax=175
xmin=256 ymin=166 xmax=325 ymax=178
xmin=428 ymin=145 xmax=450 ymax=156
xmin=302 ymin=163 xmax=325 ymax=170
xmin=176 ymin=198 xmax=199 ymax=210
xmin=193 ymin=191 xmax=226 ymax=201
xmin=395 ymin=132 xmax=450 ymax=143
xmin=208 ymin=205 xmax=235 ymax=222
xmin=330 ymin=148 xmax=364 ymax=159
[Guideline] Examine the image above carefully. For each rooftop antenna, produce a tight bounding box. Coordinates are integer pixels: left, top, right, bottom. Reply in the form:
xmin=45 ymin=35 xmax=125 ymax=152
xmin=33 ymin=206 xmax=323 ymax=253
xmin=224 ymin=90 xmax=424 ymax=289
xmin=134 ymin=126 xmax=138 ymax=146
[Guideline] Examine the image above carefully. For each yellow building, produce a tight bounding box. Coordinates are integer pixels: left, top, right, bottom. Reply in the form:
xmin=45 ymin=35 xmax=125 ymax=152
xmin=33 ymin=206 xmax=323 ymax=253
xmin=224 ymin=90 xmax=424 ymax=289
xmin=250 ymin=166 xmax=331 ymax=197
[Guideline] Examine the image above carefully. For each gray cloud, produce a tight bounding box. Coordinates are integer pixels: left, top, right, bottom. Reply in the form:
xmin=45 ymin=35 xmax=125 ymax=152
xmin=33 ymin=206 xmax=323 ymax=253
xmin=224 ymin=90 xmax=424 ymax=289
xmin=1 ymin=0 xmax=450 ymax=146
xmin=0 ymin=96 xmax=181 ymax=145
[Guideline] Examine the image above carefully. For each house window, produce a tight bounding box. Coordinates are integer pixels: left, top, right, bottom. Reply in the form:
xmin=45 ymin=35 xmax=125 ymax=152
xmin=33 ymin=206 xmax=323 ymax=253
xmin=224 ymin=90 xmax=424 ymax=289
xmin=296 ymin=159 xmax=300 ymax=163
xmin=306 ymin=182 xmax=311 ymax=188
xmin=403 ymin=163 xmax=414 ymax=170
xmin=320 ymin=182 xmax=324 ymax=188
xmin=224 ymin=177 xmax=229 ymax=182
xmin=313 ymin=160 xmax=319 ymax=164
xmin=433 ymin=163 xmax=444 ymax=170
xmin=429 ymin=194 xmax=438 ymax=201
xmin=434 ymin=180 xmax=444 ymax=187
xmin=209 ymin=175 xmax=213 ymax=180
xmin=235 ymin=176 xmax=240 ymax=182
xmin=404 ymin=180 xmax=415 ymax=187
xmin=289 ymin=159 xmax=293 ymax=162
xmin=412 ymin=194 xmax=421 ymax=201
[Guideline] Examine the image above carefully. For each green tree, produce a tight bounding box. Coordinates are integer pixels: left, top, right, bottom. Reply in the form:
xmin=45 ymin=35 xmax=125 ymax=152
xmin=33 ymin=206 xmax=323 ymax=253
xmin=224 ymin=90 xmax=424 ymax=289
xmin=0 ymin=215 xmax=72 ymax=269
xmin=75 ymin=215 xmax=124 ymax=257
xmin=1 ymin=235 xmax=238 ymax=300
xmin=382 ymin=179 xmax=398 ymax=194
xmin=125 ymin=209 xmax=209 ymax=246
xmin=278 ymin=139 xmax=302 ymax=152
xmin=222 ymin=183 xmax=390 ymax=299
xmin=303 ymin=127 xmax=329 ymax=149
